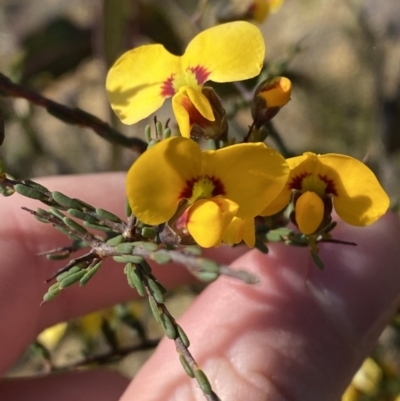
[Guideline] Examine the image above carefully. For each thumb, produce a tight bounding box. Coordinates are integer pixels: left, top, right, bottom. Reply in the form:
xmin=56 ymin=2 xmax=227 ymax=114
xmin=121 ymin=212 xmax=400 ymax=401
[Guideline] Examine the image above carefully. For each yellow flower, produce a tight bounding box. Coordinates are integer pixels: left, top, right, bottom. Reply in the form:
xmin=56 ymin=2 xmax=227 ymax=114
xmin=222 ymin=217 xmax=256 ymax=247
xmin=262 ymin=152 xmax=390 ymax=235
xmin=249 ymin=0 xmax=284 ymax=23
xmin=218 ymin=0 xmax=284 ymax=24
xmin=251 ymin=76 xmax=292 ymax=140
xmin=106 ymin=21 xmax=265 ymax=138
xmin=127 ymin=137 xmax=289 ymax=247
xmin=37 ymin=322 xmax=68 ymax=349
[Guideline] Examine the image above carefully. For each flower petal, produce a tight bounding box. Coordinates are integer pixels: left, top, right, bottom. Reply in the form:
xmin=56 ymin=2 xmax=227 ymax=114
xmin=250 ymin=0 xmax=270 ymax=23
xmin=126 ymin=137 xmax=202 ymax=225
xmin=186 ymin=86 xmax=215 ymax=120
xmin=187 ymin=198 xmax=238 ymax=248
xmin=295 ymin=191 xmax=324 ymax=235
xmin=318 ymin=154 xmax=390 ymax=226
xmin=242 ymin=217 xmax=256 ymax=247
xmin=223 ymin=217 xmax=255 ymax=247
xmin=202 ymin=143 xmax=289 ymax=218
xmin=270 ymin=0 xmax=284 ymax=13
xmin=172 ymin=90 xmax=191 ymax=138
xmin=182 ymin=21 xmax=265 ymax=83
xmin=106 ymin=44 xmax=180 ymax=125
xmin=260 ymin=186 xmax=291 ymax=216
xmin=172 ymin=87 xmax=214 ymax=138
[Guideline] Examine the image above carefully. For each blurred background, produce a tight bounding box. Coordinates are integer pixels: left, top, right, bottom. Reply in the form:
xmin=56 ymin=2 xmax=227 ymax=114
xmin=1 ymin=0 xmax=400 ymax=399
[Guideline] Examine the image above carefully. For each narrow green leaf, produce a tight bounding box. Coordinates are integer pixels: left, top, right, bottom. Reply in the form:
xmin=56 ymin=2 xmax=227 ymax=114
xmin=95 ymin=208 xmax=122 ymax=223
xmin=56 ymin=265 xmax=82 ymax=281
xmin=194 ymin=369 xmax=212 ymax=395
xmin=106 ymin=235 xmax=124 ymax=246
xmin=68 ymin=208 xmax=99 ymax=224
xmin=179 ymin=355 xmax=195 ymax=378
xmin=160 ymin=313 xmax=177 ymax=339
xmin=192 ymin=271 xmax=218 ymax=282
xmin=177 ymin=324 xmax=190 ymax=347
xmin=113 ymin=255 xmax=144 ymax=264
xmin=52 ymin=191 xmax=82 ymax=209
xmin=42 ymin=288 xmax=61 ymax=302
xmin=199 ymin=259 xmax=219 ymax=273
xmin=59 ymin=270 xmax=86 ymax=288
xmin=115 ymin=242 xmax=134 ymax=254
xmin=124 ymin=263 xmax=145 ymax=296
xmin=83 ymin=221 xmax=113 ymax=232
xmin=63 ymin=217 xmax=88 ymax=234
xmin=148 ymin=296 xmax=162 ymax=323
xmin=15 ymin=184 xmax=48 ymax=201
xmin=141 ymin=226 xmax=157 ymax=239
xmin=152 ymin=252 xmax=171 ymax=264
xmin=49 ymin=207 xmax=66 ymax=220
xmin=147 ymin=278 xmax=165 ymax=303
xmin=79 ymin=262 xmax=102 ymax=286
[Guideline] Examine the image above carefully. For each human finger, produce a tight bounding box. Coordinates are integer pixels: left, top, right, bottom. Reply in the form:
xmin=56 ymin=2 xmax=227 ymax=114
xmin=0 ymin=173 xmax=245 ymax=374
xmin=0 ymin=370 xmax=129 ymax=401
xmin=122 ymin=213 xmax=400 ymax=401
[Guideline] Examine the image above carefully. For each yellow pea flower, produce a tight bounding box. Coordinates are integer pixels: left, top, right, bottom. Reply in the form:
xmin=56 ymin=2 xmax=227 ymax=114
xmin=37 ymin=322 xmax=68 ymax=349
xmin=251 ymin=76 xmax=292 ymax=141
xmin=262 ymin=152 xmax=390 ymax=235
xmin=106 ymin=21 xmax=265 ymax=138
xmin=218 ymin=0 xmax=284 ymax=24
xmin=248 ymin=0 xmax=285 ymax=23
xmin=127 ymin=137 xmax=289 ymax=247
xmin=222 ymin=217 xmax=256 ymax=247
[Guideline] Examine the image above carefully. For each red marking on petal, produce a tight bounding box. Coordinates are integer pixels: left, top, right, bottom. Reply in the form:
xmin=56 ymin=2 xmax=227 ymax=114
xmin=181 ymin=95 xmax=213 ymax=129
xmin=210 ymin=175 xmax=226 ymax=197
xmin=318 ymin=174 xmax=338 ymax=196
xmin=288 ymin=172 xmax=310 ymax=190
xmin=180 ymin=176 xmax=199 ymax=199
xmin=160 ymin=74 xmax=175 ymax=97
xmin=190 ymin=66 xmax=210 ymax=85
xmin=179 ymin=175 xmax=226 ymax=200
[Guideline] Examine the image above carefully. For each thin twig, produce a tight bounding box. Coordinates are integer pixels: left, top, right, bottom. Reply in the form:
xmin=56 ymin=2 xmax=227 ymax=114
xmin=0 ymin=72 xmax=147 ymax=152
xmin=133 ymin=246 xmax=259 ymax=284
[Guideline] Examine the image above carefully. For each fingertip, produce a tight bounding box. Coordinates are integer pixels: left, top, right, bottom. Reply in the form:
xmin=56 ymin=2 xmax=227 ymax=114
xmin=0 ymin=370 xmax=129 ymax=401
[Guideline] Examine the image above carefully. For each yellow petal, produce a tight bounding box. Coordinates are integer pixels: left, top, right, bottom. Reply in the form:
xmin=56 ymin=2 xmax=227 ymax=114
xmin=242 ymin=217 xmax=256 ymax=247
xmin=251 ymin=0 xmax=270 ymax=23
xmin=318 ymin=154 xmax=390 ymax=226
xmin=127 ymin=137 xmax=202 ymax=225
xmin=270 ymin=0 xmax=284 ymax=13
xmin=172 ymin=90 xmax=191 ymax=138
xmin=106 ymin=44 xmax=180 ymax=125
xmin=79 ymin=312 xmax=103 ymax=338
xmin=187 ymin=198 xmax=238 ymax=247
xmin=172 ymin=86 xmax=214 ymax=138
xmin=186 ymin=86 xmax=215 ymax=120
xmin=295 ymin=191 xmax=324 ymax=235
xmin=257 ymin=76 xmax=292 ymax=108
xmin=202 ymin=143 xmax=289 ymax=218
xmin=223 ymin=216 xmax=243 ymax=244
xmin=182 ymin=21 xmax=265 ymax=83
xmin=260 ymin=186 xmax=291 ymax=216
xmin=286 ymin=152 xmax=311 ymax=170
xmin=223 ymin=217 xmax=255 ymax=247
xmin=37 ymin=322 xmax=68 ymax=349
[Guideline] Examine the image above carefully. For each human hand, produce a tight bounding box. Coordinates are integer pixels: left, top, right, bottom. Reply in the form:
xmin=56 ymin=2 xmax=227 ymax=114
xmin=1 ymin=173 xmax=399 ymax=401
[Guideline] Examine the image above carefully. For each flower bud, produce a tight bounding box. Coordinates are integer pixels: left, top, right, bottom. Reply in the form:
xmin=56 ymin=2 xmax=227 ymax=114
xmin=189 ymin=87 xmax=228 ymax=140
xmin=217 ymin=0 xmax=284 ymax=24
xmin=251 ymin=76 xmax=292 ymax=128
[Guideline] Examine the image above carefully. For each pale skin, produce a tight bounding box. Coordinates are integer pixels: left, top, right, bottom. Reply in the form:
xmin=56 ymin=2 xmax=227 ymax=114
xmin=1 ymin=173 xmax=400 ymax=401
